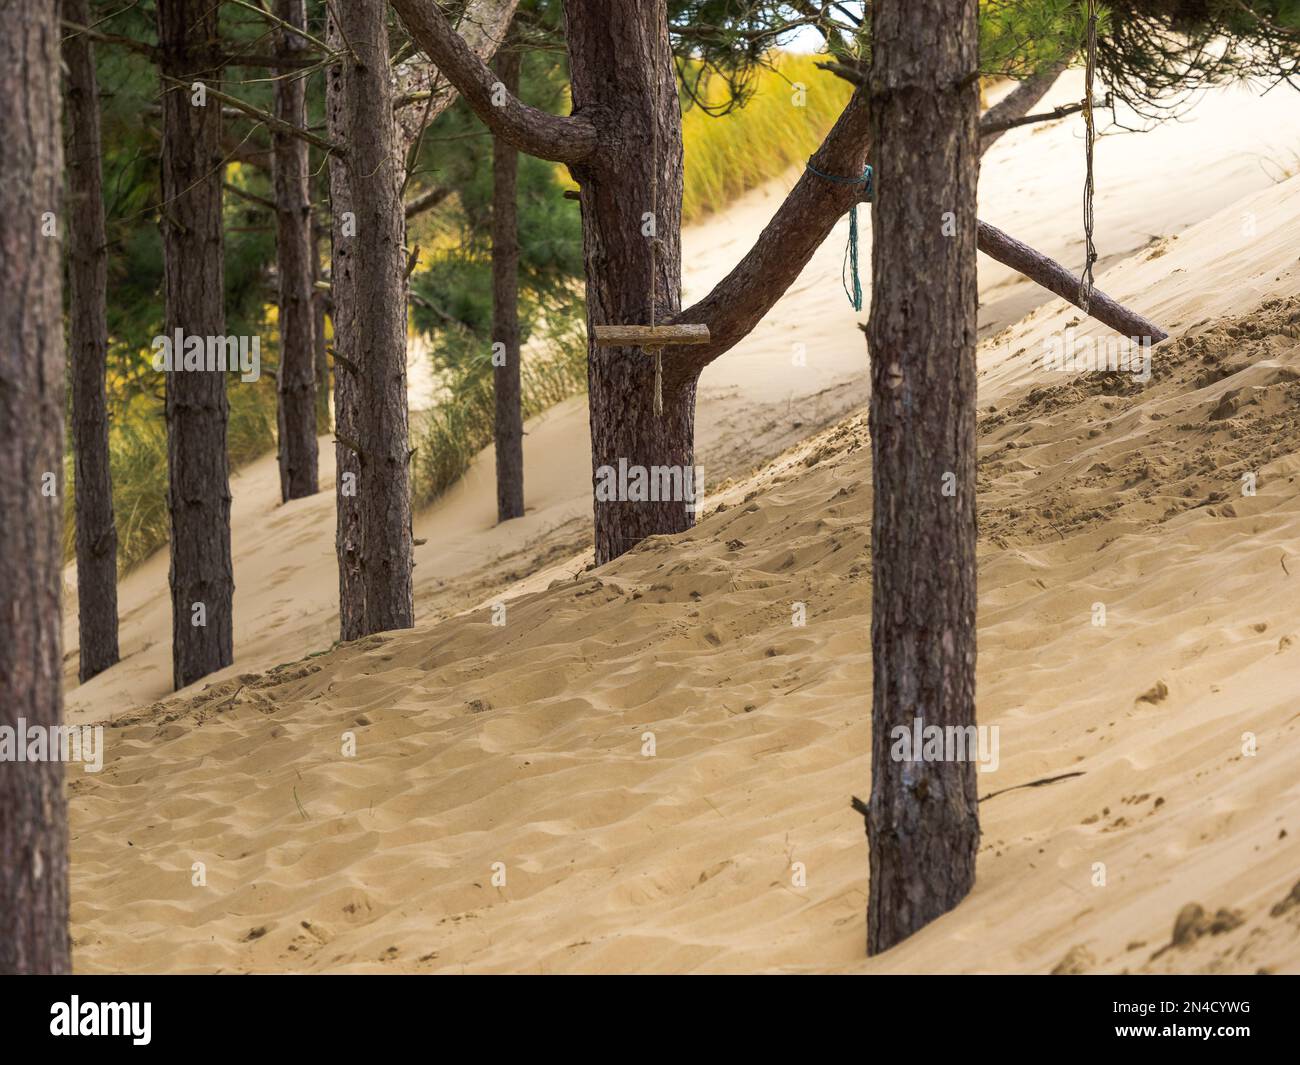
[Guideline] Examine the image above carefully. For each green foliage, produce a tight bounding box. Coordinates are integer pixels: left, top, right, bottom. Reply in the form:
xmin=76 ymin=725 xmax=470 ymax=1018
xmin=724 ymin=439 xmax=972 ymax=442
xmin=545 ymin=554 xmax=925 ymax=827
xmin=980 ymin=0 xmax=1087 ymax=76
xmin=63 ymin=372 xmax=282 ymax=573
xmin=680 ymin=52 xmax=854 ymax=224
xmin=1096 ymin=1 xmax=1300 ymax=114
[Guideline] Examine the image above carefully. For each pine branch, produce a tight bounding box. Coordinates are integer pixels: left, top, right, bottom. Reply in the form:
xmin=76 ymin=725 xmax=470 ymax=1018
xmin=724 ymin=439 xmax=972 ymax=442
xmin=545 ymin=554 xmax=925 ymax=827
xmin=159 ymin=75 xmax=343 ymax=157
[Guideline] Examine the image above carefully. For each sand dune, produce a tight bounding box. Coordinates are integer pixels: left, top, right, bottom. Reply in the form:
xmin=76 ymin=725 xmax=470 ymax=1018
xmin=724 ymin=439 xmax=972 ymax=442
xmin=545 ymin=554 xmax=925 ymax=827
xmin=69 ymin=292 xmax=1300 ymax=973
xmin=62 ymin=74 xmax=1300 ymax=722
xmin=63 ymin=80 xmax=1300 ymax=973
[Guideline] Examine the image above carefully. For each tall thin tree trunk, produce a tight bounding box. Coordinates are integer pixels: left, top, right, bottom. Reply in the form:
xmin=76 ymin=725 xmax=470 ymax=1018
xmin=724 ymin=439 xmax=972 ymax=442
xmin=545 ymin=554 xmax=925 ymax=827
xmin=492 ymin=47 xmax=524 ymax=522
xmin=312 ymin=212 xmax=331 ymax=433
xmin=0 ymin=0 xmax=70 ymax=974
xmin=64 ymin=0 xmax=120 ymax=682
xmin=326 ymin=0 xmax=414 ymax=640
xmin=865 ymin=0 xmax=982 ymax=955
xmin=273 ymin=0 xmax=318 ymax=501
xmin=157 ymin=0 xmax=234 ymax=690
xmin=565 ymin=0 xmax=693 ymax=565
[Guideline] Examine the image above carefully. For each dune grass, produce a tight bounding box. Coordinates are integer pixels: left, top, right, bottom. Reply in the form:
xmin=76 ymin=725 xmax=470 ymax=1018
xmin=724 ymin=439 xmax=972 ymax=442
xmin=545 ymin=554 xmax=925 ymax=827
xmin=681 ymin=53 xmax=855 ymax=225
xmin=62 ymin=356 xmax=281 ymax=574
xmin=412 ymin=323 xmax=587 ymax=509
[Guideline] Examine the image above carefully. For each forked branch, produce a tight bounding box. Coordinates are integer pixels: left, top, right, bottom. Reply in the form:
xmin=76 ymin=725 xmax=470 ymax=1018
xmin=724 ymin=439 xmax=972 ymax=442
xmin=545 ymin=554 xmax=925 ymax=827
xmin=389 ymin=0 xmax=598 ymax=164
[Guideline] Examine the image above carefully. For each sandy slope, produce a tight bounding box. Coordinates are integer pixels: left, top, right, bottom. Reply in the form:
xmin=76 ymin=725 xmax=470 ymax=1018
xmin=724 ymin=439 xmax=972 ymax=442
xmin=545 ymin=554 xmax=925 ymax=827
xmin=68 ymin=291 xmax=1300 ymax=974
xmin=62 ymin=73 xmax=1300 ymax=721
xmin=63 ymin=79 xmax=1300 ymax=973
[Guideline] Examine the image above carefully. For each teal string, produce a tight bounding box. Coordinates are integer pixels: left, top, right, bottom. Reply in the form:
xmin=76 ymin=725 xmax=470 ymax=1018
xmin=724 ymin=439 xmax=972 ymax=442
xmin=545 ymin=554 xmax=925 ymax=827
xmin=846 ymin=205 xmax=862 ymax=311
xmin=806 ymin=161 xmax=872 ymax=312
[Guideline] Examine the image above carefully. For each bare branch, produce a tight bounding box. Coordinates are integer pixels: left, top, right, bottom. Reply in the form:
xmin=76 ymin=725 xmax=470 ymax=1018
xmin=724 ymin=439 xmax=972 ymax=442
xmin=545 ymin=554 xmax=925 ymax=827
xmin=61 ymin=17 xmax=324 ymax=70
xmin=981 ymin=98 xmax=1092 ymax=138
xmin=670 ymin=61 xmax=1164 ymax=375
xmin=222 ymin=181 xmax=276 ymax=211
xmin=61 ymin=18 xmax=157 ymax=60
xmin=815 ymin=59 xmax=866 ymax=86
xmin=978 ymin=58 xmax=1071 ymax=150
xmin=389 ymin=0 xmax=598 ymax=164
xmin=403 ymin=183 xmax=452 ymax=219
xmin=160 ymin=75 xmax=342 ymax=156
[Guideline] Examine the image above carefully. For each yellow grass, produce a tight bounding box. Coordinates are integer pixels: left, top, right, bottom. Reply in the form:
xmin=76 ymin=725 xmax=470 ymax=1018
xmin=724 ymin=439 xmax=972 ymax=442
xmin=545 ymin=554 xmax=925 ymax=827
xmin=681 ymin=53 xmax=854 ymax=224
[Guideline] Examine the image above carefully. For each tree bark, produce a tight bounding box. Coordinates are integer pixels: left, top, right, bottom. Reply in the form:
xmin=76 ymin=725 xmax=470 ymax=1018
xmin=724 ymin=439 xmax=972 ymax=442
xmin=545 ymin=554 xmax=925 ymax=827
xmin=977 ymin=220 xmax=1168 ymax=341
xmin=564 ymin=0 xmax=695 ymax=564
xmin=0 ymin=0 xmax=70 ymax=974
xmin=391 ymin=0 xmax=596 ymax=164
xmin=312 ymin=210 xmax=331 ymax=434
xmin=326 ymin=0 xmax=414 ymax=640
xmin=492 ymin=47 xmax=525 ymax=522
xmin=393 ymin=0 xmax=522 ymax=159
xmin=865 ymin=0 xmax=982 ymax=955
xmin=273 ymin=0 xmax=318 ymax=502
xmin=156 ymin=0 xmax=234 ymax=690
xmin=63 ymin=0 xmax=120 ymax=683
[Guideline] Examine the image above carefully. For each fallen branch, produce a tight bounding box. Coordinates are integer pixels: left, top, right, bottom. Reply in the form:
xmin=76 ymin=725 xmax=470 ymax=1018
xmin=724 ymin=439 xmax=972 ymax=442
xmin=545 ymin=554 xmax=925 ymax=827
xmin=977 ymin=221 xmax=1169 ymax=341
xmin=980 ymin=770 xmax=1086 ymax=803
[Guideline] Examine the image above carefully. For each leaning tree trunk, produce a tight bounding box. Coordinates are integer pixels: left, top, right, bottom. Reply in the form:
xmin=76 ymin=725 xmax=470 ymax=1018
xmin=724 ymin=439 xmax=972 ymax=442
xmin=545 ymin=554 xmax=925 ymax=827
xmin=326 ymin=0 xmax=414 ymax=640
xmin=565 ymin=0 xmax=693 ymax=565
xmin=492 ymin=47 xmax=525 ymax=522
xmin=273 ymin=0 xmax=319 ymax=501
xmin=157 ymin=0 xmax=235 ymax=690
xmin=0 ymin=0 xmax=70 ymax=974
xmin=64 ymin=0 xmax=120 ymax=682
xmin=979 ymin=57 xmax=1070 ymax=151
xmin=865 ymin=0 xmax=982 ymax=955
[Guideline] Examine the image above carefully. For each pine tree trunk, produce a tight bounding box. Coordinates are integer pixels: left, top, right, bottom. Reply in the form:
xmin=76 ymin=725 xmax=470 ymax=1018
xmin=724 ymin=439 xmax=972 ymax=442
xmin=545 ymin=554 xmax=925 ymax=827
xmin=492 ymin=47 xmax=525 ymax=523
xmin=64 ymin=0 xmax=120 ymax=683
xmin=326 ymin=0 xmax=414 ymax=640
xmin=0 ymin=0 xmax=70 ymax=974
xmin=865 ymin=0 xmax=982 ymax=955
xmin=273 ymin=0 xmax=318 ymax=502
xmin=565 ymin=0 xmax=694 ymax=565
xmin=312 ymin=213 xmax=331 ymax=433
xmin=157 ymin=0 xmax=235 ymax=690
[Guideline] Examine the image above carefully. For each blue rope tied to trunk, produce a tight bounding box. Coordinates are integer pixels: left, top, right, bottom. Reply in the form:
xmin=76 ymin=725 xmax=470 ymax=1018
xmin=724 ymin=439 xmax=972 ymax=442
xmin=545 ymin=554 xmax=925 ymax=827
xmin=806 ymin=161 xmax=873 ymax=311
